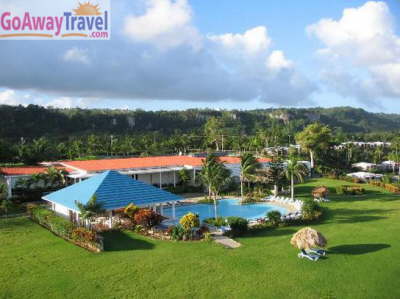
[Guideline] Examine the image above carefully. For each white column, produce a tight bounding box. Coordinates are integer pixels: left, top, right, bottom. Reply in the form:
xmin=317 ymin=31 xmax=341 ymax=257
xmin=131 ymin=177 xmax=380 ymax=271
xmin=6 ymin=177 xmax=12 ymax=199
xmin=160 ymin=204 xmax=164 ymax=216
xmin=173 ymin=170 xmax=176 ymax=188
xmin=109 ymin=211 xmax=113 ymax=228
xmin=172 ymin=201 xmax=176 ymax=220
xmin=159 ymin=170 xmax=162 ymax=189
xmin=193 ymin=168 xmax=196 ymax=185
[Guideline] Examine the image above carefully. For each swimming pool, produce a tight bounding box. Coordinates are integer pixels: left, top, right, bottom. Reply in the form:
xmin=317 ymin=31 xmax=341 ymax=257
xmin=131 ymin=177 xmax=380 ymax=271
xmin=163 ymin=199 xmax=287 ymax=222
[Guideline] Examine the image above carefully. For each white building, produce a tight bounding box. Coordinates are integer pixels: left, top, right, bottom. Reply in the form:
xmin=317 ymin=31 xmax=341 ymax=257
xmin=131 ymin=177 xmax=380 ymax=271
xmin=1 ymin=155 xmax=272 ymax=198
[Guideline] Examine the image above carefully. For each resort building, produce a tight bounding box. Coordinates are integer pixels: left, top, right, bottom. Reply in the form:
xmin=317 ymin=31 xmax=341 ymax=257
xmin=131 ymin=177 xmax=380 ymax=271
xmin=347 ymin=171 xmax=383 ymax=181
xmin=1 ymin=155 xmax=271 ymax=198
xmin=352 ymin=162 xmax=377 ymax=171
xmin=335 ymin=141 xmax=391 ymax=150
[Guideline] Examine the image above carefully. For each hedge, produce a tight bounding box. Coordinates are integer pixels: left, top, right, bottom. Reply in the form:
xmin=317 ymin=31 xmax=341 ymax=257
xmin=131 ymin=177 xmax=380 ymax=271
xmin=28 ymin=205 xmax=103 ymax=252
xmin=369 ymin=181 xmax=400 ymax=193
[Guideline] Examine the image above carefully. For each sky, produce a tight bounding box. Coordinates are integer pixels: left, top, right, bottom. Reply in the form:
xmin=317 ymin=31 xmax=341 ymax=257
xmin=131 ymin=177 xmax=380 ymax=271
xmin=0 ymin=0 xmax=400 ymax=112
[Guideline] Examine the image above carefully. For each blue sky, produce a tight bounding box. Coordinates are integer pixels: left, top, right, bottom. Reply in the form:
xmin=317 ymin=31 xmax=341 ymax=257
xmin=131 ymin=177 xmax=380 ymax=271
xmin=0 ymin=0 xmax=399 ymax=112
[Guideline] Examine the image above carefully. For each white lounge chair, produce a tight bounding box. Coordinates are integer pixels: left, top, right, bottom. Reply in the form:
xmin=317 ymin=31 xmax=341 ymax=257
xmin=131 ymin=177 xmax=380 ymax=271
xmin=307 ymin=248 xmax=326 ymax=256
xmin=298 ymin=251 xmax=319 ymax=261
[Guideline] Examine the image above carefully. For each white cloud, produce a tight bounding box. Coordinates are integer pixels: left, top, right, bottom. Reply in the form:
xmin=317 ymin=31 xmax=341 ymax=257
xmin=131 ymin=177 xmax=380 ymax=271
xmin=0 ymin=0 xmax=315 ymax=107
xmin=208 ymin=26 xmax=271 ymax=55
xmin=63 ymin=48 xmax=90 ymax=64
xmin=266 ymin=50 xmax=293 ymax=70
xmin=124 ymin=0 xmax=200 ymax=49
xmin=308 ymin=1 xmax=400 ymax=102
xmin=0 ymin=90 xmax=21 ymax=105
xmin=46 ymin=97 xmax=94 ymax=108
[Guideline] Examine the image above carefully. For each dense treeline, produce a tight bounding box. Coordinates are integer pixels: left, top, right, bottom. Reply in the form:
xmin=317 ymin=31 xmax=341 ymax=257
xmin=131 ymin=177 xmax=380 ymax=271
xmin=2 ymin=105 xmax=400 ymax=139
xmin=1 ymin=104 xmax=400 ymax=164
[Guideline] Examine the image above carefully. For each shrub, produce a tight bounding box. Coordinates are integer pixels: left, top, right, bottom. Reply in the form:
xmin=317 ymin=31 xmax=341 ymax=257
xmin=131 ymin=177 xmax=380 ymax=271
xmin=301 ymin=199 xmax=322 ymax=221
xmin=179 ymin=212 xmax=200 ymax=231
xmin=92 ymin=223 xmax=112 ymax=233
xmin=266 ymin=211 xmax=281 ymax=227
xmin=133 ymin=209 xmax=163 ymax=229
xmin=197 ymin=197 xmax=215 ymax=204
xmin=203 ymin=217 xmax=226 ymax=227
xmin=71 ymin=227 xmax=96 ymax=242
xmin=383 ymin=183 xmax=400 ymax=193
xmin=29 ymin=205 xmax=102 ymax=251
xmin=117 ymin=218 xmax=135 ymax=230
xmin=48 ymin=216 xmax=74 ymax=237
xmin=336 ymin=186 xmax=344 ymax=195
xmin=124 ymin=203 xmax=139 ymax=218
xmin=134 ymin=224 xmax=144 ymax=233
xmin=203 ymin=232 xmax=212 ymax=242
xmin=226 ymin=217 xmax=248 ymax=236
xmin=336 ymin=185 xmax=365 ymax=195
xmin=171 ymin=225 xmax=185 ymax=241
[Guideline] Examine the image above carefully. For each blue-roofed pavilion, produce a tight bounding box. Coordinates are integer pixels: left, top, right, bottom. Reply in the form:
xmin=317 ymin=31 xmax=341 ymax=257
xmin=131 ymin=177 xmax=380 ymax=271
xmin=43 ymin=170 xmax=182 ymax=221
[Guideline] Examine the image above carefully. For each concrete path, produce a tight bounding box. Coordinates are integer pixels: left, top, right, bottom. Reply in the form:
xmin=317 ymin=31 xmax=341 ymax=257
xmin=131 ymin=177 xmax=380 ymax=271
xmin=212 ymin=234 xmax=241 ymax=249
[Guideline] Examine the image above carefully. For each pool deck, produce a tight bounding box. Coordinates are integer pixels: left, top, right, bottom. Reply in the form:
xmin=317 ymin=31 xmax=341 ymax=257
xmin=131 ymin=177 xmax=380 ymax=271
xmin=181 ymin=193 xmax=297 ymax=214
xmin=264 ymin=200 xmax=297 ymax=213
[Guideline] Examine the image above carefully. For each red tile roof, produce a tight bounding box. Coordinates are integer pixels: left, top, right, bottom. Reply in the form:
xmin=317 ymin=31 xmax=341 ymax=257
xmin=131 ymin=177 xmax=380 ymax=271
xmin=1 ymin=166 xmax=50 ymax=176
xmin=0 ymin=166 xmax=70 ymax=176
xmin=62 ymin=156 xmax=271 ymax=172
xmin=1 ymin=156 xmax=271 ymax=176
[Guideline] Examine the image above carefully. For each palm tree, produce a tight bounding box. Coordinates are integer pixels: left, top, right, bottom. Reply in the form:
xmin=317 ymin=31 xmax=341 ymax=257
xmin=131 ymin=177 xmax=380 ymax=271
xmin=373 ymin=146 xmax=384 ymax=164
xmin=255 ymin=163 xmax=285 ymax=196
xmin=44 ymin=167 xmax=67 ymax=188
xmin=240 ymin=153 xmax=261 ymax=201
xmin=75 ymin=195 xmax=105 ymax=226
xmin=284 ymin=156 xmax=308 ymax=200
xmin=200 ymin=154 xmax=231 ymax=217
xmin=387 ymin=151 xmax=400 ymax=174
xmin=296 ymin=123 xmax=332 ymax=176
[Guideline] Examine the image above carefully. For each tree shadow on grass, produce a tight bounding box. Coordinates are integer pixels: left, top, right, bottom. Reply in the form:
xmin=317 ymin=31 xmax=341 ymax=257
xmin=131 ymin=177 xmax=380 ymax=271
xmin=324 ymin=208 xmax=393 ymax=224
xmin=329 ymin=243 xmax=390 ymax=255
xmin=102 ymin=231 xmax=155 ymax=251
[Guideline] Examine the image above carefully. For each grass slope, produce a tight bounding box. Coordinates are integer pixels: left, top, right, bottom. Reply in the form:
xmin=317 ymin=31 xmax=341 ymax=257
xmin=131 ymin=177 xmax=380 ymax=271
xmin=1 ymin=178 xmax=400 ymax=299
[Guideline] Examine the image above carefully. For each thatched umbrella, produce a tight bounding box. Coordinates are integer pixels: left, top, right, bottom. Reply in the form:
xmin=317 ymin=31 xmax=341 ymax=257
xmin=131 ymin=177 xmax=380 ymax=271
xmin=312 ymin=186 xmax=328 ymax=199
xmin=290 ymin=227 xmax=327 ymax=252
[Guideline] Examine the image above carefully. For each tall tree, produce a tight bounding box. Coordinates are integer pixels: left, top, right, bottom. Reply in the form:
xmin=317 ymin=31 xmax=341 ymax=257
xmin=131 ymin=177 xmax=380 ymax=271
xmin=204 ymin=117 xmax=225 ymax=151
xmin=239 ymin=153 xmax=261 ymax=201
xmin=255 ymin=163 xmax=285 ymax=196
xmin=296 ymin=123 xmax=332 ymax=175
xmin=373 ymin=146 xmax=384 ymax=164
xmin=284 ymin=156 xmax=308 ymax=200
xmin=200 ymin=154 xmax=231 ymax=217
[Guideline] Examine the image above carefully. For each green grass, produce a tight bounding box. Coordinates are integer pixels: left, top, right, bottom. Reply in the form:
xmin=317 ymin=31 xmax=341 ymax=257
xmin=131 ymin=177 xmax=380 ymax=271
xmin=1 ymin=178 xmax=400 ymax=299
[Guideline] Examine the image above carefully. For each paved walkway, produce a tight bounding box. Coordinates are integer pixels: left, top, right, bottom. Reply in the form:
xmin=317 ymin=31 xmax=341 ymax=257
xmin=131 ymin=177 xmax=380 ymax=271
xmin=212 ymin=234 xmax=241 ymax=249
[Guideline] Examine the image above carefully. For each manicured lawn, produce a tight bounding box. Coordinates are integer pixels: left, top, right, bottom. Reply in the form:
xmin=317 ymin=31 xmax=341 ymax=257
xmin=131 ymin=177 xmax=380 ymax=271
xmin=1 ymin=178 xmax=400 ymax=298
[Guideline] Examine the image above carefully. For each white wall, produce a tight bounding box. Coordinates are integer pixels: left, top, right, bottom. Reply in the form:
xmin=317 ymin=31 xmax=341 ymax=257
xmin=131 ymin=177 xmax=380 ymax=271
xmin=53 ymin=202 xmax=71 ymax=217
xmin=135 ymin=171 xmax=179 ymax=186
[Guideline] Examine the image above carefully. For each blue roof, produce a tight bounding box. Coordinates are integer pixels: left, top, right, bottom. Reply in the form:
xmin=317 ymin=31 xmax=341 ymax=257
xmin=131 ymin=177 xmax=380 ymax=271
xmin=43 ymin=170 xmax=183 ymax=211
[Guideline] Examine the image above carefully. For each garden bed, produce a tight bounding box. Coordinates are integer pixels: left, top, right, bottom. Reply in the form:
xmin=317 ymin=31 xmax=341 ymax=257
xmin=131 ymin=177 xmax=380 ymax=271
xmin=28 ymin=205 xmax=103 ymax=253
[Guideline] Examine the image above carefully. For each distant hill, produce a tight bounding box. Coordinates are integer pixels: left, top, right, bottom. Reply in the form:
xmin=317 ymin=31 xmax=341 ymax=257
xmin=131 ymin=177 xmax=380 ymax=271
xmin=1 ymin=105 xmax=399 ymax=140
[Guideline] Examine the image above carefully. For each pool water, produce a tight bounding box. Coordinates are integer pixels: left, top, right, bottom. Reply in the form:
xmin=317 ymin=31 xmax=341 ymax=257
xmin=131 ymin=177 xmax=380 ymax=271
xmin=163 ymin=199 xmax=287 ymax=222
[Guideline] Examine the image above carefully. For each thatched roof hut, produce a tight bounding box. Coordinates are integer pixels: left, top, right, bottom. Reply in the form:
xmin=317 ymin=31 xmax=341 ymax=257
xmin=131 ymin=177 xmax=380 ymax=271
xmin=312 ymin=186 xmax=328 ymax=199
xmin=290 ymin=227 xmax=327 ymax=250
